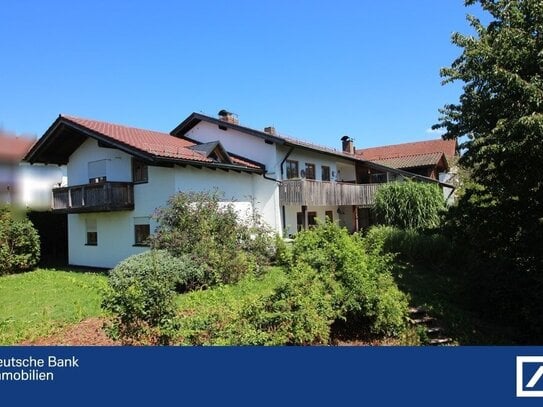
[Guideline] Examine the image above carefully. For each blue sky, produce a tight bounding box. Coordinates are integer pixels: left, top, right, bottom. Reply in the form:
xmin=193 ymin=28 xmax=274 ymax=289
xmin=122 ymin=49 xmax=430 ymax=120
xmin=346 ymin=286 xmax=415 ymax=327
xmin=0 ymin=1 xmax=483 ymax=149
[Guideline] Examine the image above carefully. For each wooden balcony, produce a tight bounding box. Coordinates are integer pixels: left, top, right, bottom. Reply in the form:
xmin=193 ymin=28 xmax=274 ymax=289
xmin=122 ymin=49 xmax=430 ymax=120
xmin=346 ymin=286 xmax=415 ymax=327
xmin=52 ymin=182 xmax=134 ymax=213
xmin=279 ymin=179 xmax=381 ymax=207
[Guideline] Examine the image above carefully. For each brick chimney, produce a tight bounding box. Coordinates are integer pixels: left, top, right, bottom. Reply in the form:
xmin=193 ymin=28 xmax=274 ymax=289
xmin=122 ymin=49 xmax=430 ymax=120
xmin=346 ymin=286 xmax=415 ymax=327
xmin=341 ymin=135 xmax=355 ymax=154
xmin=218 ymin=109 xmax=239 ymax=125
xmin=264 ymin=126 xmax=276 ymax=136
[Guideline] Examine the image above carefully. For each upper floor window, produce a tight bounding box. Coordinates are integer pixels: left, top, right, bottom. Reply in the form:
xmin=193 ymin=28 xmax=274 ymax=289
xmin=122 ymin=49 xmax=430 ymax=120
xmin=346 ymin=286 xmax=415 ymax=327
xmin=132 ymin=159 xmax=148 ymax=183
xmin=88 ymin=159 xmax=107 ymax=184
xmin=286 ymin=160 xmax=299 ymax=179
xmin=321 ymin=166 xmax=331 ymax=181
xmin=305 ymin=163 xmax=316 ymax=180
xmin=370 ymin=173 xmax=387 ymax=183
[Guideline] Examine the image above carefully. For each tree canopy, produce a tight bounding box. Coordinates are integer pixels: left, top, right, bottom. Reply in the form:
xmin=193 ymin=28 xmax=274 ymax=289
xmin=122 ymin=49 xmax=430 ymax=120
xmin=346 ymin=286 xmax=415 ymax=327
xmin=435 ymin=0 xmax=543 ymax=341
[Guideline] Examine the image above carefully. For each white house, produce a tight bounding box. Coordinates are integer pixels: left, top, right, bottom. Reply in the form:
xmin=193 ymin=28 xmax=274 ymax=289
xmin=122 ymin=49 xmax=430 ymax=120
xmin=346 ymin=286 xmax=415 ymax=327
xmin=25 ymin=111 xmax=450 ymax=269
xmin=0 ymin=131 xmax=65 ymax=210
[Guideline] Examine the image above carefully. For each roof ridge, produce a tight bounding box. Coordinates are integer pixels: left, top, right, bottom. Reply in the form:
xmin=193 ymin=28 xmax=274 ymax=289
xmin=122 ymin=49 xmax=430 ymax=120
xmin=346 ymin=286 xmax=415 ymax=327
xmin=61 ymin=114 xmax=171 ymax=136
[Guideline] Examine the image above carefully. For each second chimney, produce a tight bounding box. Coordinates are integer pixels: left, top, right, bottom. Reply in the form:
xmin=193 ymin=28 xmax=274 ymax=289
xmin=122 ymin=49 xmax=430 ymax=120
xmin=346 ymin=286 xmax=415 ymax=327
xmin=264 ymin=126 xmax=276 ymax=136
xmin=341 ymin=135 xmax=355 ymax=154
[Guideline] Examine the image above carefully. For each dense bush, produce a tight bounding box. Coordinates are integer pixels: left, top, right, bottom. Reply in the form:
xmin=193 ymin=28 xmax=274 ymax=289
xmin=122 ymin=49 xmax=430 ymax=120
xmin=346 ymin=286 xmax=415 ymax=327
xmin=150 ymin=191 xmax=275 ymax=286
xmin=364 ymin=225 xmax=452 ymax=269
xmin=102 ymin=250 xmax=204 ymax=344
xmin=177 ymin=264 xmax=336 ymax=345
xmin=374 ymin=181 xmax=445 ymax=230
xmin=0 ymin=206 xmax=40 ymax=275
xmin=291 ymin=221 xmax=409 ymax=336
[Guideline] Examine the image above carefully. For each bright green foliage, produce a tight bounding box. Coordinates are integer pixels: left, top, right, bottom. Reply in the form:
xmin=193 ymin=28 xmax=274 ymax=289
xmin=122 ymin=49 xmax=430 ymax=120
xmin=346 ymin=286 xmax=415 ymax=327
xmin=435 ymin=0 xmax=543 ymax=341
xmin=102 ymin=250 xmax=203 ymax=345
xmin=0 ymin=269 xmax=106 ymax=344
xmin=373 ymin=181 xmax=445 ymax=230
xmin=150 ymin=191 xmax=275 ymax=286
xmin=0 ymin=206 xmax=40 ymax=275
xmin=292 ymin=221 xmax=409 ymax=336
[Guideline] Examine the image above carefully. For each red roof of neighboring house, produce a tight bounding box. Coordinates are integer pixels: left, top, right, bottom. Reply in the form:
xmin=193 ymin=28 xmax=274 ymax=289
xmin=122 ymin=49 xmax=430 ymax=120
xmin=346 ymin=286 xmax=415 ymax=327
xmin=371 ymin=152 xmax=446 ymax=169
xmin=356 ymin=138 xmax=457 ymax=161
xmin=25 ymin=115 xmax=261 ymax=171
xmin=0 ymin=132 xmax=36 ymax=162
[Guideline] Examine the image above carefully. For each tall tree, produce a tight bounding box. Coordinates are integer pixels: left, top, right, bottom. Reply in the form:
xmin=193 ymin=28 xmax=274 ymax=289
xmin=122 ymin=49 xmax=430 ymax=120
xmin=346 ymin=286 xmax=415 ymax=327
xmin=434 ymin=0 xmax=543 ymax=341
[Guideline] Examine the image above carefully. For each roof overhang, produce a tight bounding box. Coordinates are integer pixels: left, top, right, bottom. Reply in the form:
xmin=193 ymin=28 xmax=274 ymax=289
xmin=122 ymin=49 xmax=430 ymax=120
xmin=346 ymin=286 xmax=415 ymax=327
xmin=24 ymin=116 xmax=264 ymax=174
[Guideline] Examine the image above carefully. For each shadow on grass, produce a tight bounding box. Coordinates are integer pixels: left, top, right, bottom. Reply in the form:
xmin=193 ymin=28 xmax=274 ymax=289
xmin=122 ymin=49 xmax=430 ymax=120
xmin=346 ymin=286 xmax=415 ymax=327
xmin=391 ymin=262 xmax=519 ymax=345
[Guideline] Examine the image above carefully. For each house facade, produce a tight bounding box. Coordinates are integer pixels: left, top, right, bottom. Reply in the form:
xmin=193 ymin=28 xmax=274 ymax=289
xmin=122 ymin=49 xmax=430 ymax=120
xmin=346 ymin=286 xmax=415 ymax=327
xmin=25 ymin=111 xmax=452 ymax=269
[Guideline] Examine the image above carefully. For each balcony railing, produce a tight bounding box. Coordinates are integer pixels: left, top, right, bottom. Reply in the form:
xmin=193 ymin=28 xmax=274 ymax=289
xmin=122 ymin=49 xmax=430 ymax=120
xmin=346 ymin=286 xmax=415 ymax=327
xmin=52 ymin=182 xmax=134 ymax=213
xmin=279 ymin=179 xmax=381 ymax=207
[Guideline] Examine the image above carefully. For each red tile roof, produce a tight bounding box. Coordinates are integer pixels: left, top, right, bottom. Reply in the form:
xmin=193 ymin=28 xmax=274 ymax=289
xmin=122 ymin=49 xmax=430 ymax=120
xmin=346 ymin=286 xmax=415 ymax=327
xmin=356 ymin=138 xmax=457 ymax=161
xmin=61 ymin=115 xmax=261 ymax=170
xmin=0 ymin=132 xmax=36 ymax=162
xmin=371 ymin=152 xmax=445 ymax=169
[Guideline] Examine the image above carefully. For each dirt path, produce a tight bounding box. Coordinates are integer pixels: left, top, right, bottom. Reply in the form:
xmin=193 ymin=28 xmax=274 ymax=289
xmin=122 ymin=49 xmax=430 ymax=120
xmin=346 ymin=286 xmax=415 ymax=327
xmin=21 ymin=318 xmax=120 ymax=346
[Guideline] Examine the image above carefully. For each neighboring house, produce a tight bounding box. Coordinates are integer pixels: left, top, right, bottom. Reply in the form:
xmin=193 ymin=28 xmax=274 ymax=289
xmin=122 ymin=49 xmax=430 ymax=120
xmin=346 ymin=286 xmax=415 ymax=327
xmin=355 ymin=138 xmax=459 ymax=203
xmin=0 ymin=131 xmax=65 ymax=209
xmin=25 ymin=111 xmax=453 ymax=268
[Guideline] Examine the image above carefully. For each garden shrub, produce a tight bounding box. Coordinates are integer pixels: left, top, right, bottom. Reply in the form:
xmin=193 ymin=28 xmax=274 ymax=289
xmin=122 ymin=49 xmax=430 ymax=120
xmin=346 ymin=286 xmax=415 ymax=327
xmin=102 ymin=250 xmax=204 ymax=344
xmin=0 ymin=206 xmax=40 ymax=275
xmin=374 ymin=181 xmax=445 ymax=230
xmin=364 ymin=225 xmax=451 ymax=269
xmin=291 ymin=221 xmax=409 ymax=336
xmin=150 ymin=191 xmax=275 ymax=286
xmin=176 ymin=263 xmax=336 ymax=345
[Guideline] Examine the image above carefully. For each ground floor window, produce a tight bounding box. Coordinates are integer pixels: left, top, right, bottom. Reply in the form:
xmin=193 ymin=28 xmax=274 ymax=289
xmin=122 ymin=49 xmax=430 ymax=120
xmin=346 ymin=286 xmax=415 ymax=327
xmin=307 ymin=211 xmax=317 ymax=228
xmin=134 ymin=217 xmax=150 ymax=246
xmin=296 ymin=212 xmax=304 ymax=232
xmin=325 ymin=210 xmax=333 ymax=221
xmin=86 ymin=219 xmax=97 ymax=245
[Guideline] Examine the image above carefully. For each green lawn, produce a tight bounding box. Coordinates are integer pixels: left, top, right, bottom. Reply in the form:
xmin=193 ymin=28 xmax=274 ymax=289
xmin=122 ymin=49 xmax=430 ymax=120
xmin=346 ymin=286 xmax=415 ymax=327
xmin=0 ymin=269 xmax=107 ymax=344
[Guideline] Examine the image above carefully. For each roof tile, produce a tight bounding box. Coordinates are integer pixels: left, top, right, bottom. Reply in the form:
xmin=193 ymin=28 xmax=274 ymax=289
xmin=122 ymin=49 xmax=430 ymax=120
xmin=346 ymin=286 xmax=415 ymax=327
xmin=61 ymin=115 xmax=260 ymax=169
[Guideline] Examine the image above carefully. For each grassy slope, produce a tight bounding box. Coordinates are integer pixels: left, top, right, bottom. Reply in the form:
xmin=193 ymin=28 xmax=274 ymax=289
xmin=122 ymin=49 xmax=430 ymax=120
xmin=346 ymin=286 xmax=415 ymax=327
xmin=0 ymin=269 xmax=107 ymax=344
xmin=175 ymin=266 xmax=286 ymax=344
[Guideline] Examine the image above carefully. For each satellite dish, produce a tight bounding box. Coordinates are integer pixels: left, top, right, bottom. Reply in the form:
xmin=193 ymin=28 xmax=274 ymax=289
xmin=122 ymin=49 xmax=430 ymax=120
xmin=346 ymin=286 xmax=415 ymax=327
xmin=300 ymin=170 xmax=306 ymax=178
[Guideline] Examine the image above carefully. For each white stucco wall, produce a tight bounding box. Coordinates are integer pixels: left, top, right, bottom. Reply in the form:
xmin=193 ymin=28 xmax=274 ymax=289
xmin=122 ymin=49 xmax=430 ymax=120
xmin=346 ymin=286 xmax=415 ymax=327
xmin=66 ymin=144 xmax=281 ymax=268
xmin=184 ymin=121 xmax=278 ymax=171
xmin=67 ymin=138 xmax=132 ymax=185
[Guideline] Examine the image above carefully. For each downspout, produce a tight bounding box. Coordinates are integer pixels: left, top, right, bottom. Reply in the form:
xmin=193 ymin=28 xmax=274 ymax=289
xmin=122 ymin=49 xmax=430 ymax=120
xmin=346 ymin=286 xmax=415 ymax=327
xmin=261 ymin=146 xmax=295 ymax=183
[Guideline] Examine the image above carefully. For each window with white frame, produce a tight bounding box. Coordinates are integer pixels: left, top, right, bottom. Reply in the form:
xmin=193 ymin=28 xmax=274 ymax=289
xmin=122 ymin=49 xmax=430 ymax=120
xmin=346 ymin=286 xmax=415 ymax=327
xmin=86 ymin=219 xmax=97 ymax=245
xmin=88 ymin=159 xmax=107 ymax=184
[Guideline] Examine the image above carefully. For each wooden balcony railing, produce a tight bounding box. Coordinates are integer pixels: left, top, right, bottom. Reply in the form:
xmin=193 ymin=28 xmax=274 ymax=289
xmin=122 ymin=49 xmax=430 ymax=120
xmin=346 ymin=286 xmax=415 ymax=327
xmin=52 ymin=182 xmax=134 ymax=213
xmin=279 ymin=179 xmax=381 ymax=207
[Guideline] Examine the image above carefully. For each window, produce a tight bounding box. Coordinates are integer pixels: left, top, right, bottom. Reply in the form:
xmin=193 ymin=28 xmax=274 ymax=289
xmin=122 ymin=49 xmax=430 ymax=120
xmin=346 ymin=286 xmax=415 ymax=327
xmin=321 ymin=166 xmax=331 ymax=181
xmin=305 ymin=163 xmax=316 ymax=180
xmin=134 ymin=217 xmax=150 ymax=246
xmin=370 ymin=172 xmax=387 ymax=183
xmin=296 ymin=212 xmax=304 ymax=231
xmin=286 ymin=160 xmax=299 ymax=179
xmin=86 ymin=219 xmax=97 ymax=245
xmin=307 ymin=212 xmax=317 ymax=228
xmin=88 ymin=160 xmax=107 ymax=184
xmin=325 ymin=210 xmax=333 ymax=221
xmin=132 ymin=159 xmax=148 ymax=183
